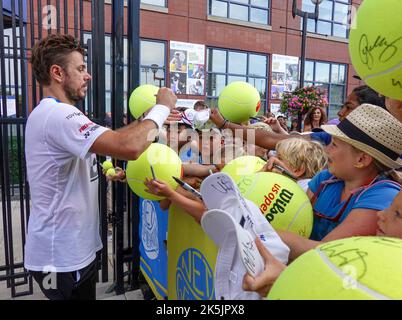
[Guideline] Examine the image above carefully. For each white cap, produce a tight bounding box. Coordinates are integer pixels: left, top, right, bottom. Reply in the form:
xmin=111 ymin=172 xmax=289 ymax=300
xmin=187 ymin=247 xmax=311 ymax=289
xmin=200 ymin=172 xmax=290 ymax=300
xmin=181 ymin=108 xmax=211 ymax=130
xmin=201 ymin=209 xmax=264 ymax=278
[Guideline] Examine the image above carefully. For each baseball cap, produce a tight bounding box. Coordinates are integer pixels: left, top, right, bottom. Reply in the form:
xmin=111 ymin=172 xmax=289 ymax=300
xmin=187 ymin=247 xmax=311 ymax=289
xmin=200 ymin=172 xmax=290 ymax=300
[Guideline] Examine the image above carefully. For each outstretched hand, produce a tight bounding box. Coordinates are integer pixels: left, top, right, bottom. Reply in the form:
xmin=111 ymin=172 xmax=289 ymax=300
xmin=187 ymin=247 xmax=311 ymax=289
xmin=242 ymin=237 xmax=286 ymax=297
xmin=260 ymin=156 xmax=296 ymax=179
xmin=144 ymin=178 xmax=175 ymax=198
xmin=103 ymin=167 xmax=126 ymax=182
xmin=210 ymin=108 xmax=225 ymax=127
xmin=261 ymin=116 xmax=288 ymax=134
xmin=156 ymin=87 xmax=177 ymax=111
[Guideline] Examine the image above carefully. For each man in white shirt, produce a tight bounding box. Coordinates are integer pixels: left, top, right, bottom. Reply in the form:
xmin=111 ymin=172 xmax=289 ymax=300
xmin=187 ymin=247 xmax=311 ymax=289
xmin=25 ymin=34 xmax=178 ymax=300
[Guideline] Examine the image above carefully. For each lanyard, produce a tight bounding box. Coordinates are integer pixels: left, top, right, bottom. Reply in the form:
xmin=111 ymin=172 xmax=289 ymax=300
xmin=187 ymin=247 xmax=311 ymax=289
xmin=311 ymin=175 xmax=379 ymax=222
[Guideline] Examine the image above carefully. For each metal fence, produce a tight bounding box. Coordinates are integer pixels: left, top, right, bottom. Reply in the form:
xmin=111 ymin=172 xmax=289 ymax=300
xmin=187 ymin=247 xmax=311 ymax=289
xmin=0 ymin=0 xmax=140 ymax=298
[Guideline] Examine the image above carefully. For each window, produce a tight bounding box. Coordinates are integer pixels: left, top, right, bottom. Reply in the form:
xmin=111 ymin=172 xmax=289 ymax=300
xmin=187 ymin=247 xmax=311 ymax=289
xmin=209 ymin=0 xmax=270 ymax=25
xmin=83 ymin=35 xmax=166 ymax=114
xmin=206 ymin=48 xmax=268 ymax=114
xmin=1 ymin=27 xmax=26 ymax=117
xmin=302 ymin=0 xmax=350 ymax=38
xmin=304 ymin=60 xmax=347 ymax=119
xmin=84 ymin=33 xmax=129 ymax=114
xmin=140 ymin=40 xmax=166 ymax=87
xmin=141 ymin=0 xmax=167 ymax=7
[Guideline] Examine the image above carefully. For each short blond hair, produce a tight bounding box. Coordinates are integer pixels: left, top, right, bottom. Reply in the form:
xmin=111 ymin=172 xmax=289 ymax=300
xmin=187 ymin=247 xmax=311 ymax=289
xmin=275 ymin=138 xmax=328 ymax=178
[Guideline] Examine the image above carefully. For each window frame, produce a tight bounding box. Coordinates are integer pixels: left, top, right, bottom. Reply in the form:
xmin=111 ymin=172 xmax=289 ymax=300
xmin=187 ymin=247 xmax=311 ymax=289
xmin=140 ymin=38 xmax=167 ymax=87
xmin=140 ymin=0 xmax=168 ymax=8
xmin=1 ymin=27 xmax=28 ymax=117
xmin=83 ymin=33 xmax=167 ymax=113
xmin=208 ymin=0 xmax=271 ymax=26
xmin=303 ymin=0 xmax=351 ymax=39
xmin=206 ymin=46 xmax=269 ymax=114
xmin=304 ymin=59 xmax=348 ymax=119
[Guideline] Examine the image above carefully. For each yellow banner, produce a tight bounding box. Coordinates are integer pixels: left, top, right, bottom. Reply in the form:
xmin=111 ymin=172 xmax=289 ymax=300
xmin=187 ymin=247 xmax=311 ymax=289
xmin=167 ymin=204 xmax=218 ymax=300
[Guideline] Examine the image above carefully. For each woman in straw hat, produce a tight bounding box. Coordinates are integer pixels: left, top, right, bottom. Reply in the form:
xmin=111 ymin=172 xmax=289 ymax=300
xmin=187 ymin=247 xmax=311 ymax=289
xmin=277 ymin=103 xmax=402 ymax=261
xmin=241 ymin=104 xmax=402 ymax=298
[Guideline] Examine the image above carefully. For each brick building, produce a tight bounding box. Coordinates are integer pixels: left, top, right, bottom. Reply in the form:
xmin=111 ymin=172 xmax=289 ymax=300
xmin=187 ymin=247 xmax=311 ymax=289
xmin=2 ymin=0 xmax=364 ymax=119
xmin=138 ymin=0 xmax=364 ymax=119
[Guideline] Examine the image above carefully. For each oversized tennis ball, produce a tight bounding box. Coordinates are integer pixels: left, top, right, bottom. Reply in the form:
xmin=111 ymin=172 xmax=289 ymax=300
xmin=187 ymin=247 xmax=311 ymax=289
xmin=128 ymin=84 xmax=159 ymax=119
xmin=349 ymin=0 xmax=402 ymax=100
xmin=221 ymin=156 xmax=266 ymax=183
xmin=268 ymin=236 xmax=402 ymax=300
xmin=106 ymin=168 xmax=116 ymax=176
xmin=236 ymin=172 xmax=313 ymax=238
xmin=102 ymin=160 xmax=114 ymax=171
xmin=126 ymin=143 xmax=182 ymax=200
xmin=218 ymin=82 xmax=261 ymax=124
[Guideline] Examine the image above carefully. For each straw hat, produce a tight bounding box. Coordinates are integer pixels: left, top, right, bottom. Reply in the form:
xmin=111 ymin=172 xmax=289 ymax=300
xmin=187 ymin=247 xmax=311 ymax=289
xmin=321 ymin=104 xmax=402 ymax=169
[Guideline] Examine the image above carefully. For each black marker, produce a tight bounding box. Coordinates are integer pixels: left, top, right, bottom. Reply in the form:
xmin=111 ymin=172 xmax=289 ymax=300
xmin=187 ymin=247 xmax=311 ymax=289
xmin=273 ymin=164 xmax=297 ymax=180
xmin=172 ymin=176 xmax=203 ymax=199
xmin=150 ymin=165 xmax=156 ymax=180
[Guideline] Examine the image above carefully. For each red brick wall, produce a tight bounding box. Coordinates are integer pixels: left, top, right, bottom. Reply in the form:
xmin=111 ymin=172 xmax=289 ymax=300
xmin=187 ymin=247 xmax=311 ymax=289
xmin=140 ymin=0 xmax=363 ymax=101
xmin=25 ymin=0 xmax=363 ymax=109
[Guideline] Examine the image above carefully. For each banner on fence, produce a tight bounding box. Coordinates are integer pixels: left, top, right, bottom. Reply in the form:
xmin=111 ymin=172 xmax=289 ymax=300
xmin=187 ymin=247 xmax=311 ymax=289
xmin=139 ymin=198 xmax=169 ymax=300
xmin=167 ymin=204 xmax=218 ymax=300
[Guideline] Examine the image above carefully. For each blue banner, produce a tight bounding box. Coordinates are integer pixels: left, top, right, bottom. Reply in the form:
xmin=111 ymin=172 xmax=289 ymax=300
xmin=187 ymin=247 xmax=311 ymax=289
xmin=139 ymin=198 xmax=169 ymax=300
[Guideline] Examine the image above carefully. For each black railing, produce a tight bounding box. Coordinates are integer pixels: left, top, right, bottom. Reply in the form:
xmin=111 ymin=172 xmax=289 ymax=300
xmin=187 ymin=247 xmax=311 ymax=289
xmin=0 ymin=0 xmax=140 ymax=299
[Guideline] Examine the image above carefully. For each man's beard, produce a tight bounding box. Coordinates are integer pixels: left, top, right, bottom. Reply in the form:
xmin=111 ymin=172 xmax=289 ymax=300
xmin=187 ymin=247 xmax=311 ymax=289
xmin=63 ymin=80 xmax=86 ymax=104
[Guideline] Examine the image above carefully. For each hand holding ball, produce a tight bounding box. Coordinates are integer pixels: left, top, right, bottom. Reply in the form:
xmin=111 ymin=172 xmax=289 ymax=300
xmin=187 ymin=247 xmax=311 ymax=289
xmin=102 ymin=161 xmax=114 ymax=171
xmin=126 ymin=143 xmax=183 ymax=200
xmin=128 ymin=84 xmax=159 ymax=119
xmin=106 ymin=168 xmax=116 ymax=177
xmin=218 ymin=82 xmax=261 ymax=124
xmin=268 ymin=237 xmax=402 ymax=300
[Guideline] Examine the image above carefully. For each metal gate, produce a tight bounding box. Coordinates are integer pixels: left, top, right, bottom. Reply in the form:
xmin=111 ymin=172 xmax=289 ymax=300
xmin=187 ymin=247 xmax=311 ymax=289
xmin=0 ymin=0 xmax=140 ymax=298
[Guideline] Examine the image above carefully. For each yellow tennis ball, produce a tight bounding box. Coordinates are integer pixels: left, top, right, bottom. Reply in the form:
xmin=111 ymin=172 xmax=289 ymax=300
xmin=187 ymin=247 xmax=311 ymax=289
xmin=102 ymin=160 xmax=114 ymax=171
xmin=221 ymin=156 xmax=266 ymax=183
xmin=218 ymin=82 xmax=261 ymax=124
xmin=126 ymin=143 xmax=182 ymax=200
xmin=106 ymin=168 xmax=116 ymax=176
xmin=236 ymin=172 xmax=313 ymax=238
xmin=349 ymin=0 xmax=402 ymax=100
xmin=128 ymin=84 xmax=159 ymax=119
xmin=268 ymin=236 xmax=402 ymax=300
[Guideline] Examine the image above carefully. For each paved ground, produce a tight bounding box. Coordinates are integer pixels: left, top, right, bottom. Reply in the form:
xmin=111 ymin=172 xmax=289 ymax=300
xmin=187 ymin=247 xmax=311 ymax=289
xmin=0 ymin=200 xmax=144 ymax=300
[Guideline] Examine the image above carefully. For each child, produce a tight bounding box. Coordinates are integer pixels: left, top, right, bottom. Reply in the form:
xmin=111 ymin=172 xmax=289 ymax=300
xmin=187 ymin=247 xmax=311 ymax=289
xmin=144 ymin=138 xmax=248 ymax=222
xmin=144 ymin=177 xmax=206 ymax=223
xmin=376 ymin=190 xmax=402 ymax=238
xmin=261 ymin=138 xmax=328 ymax=191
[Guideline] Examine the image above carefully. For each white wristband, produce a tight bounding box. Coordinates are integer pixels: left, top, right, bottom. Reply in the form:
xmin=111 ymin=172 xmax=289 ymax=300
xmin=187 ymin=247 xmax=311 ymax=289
xmin=143 ymin=104 xmax=170 ymax=130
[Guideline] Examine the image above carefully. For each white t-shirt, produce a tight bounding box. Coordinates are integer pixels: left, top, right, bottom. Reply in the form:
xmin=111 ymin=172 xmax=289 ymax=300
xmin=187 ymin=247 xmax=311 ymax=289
xmin=297 ymin=178 xmax=311 ymax=192
xmin=24 ymin=98 xmax=109 ymax=272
